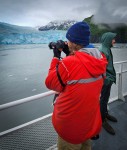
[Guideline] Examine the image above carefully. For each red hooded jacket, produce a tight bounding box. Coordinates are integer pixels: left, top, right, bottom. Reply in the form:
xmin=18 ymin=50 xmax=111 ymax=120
xmin=45 ymin=48 xmax=107 ymax=144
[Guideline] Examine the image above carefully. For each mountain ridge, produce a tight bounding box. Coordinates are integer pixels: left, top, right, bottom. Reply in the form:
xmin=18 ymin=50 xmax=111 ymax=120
xmin=83 ymin=15 xmax=127 ymax=43
xmin=0 ymin=22 xmax=38 ymax=34
xmin=38 ymin=20 xmax=77 ymax=31
xmin=0 ymin=16 xmax=127 ymax=44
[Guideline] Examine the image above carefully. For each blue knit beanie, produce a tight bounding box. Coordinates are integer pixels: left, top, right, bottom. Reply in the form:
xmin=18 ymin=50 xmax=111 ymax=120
xmin=66 ymin=21 xmax=90 ymax=47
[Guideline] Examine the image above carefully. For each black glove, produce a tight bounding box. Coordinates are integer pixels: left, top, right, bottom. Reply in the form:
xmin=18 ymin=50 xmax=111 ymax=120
xmin=62 ymin=44 xmax=70 ymax=56
xmin=56 ymin=40 xmax=70 ymax=56
xmin=53 ymin=48 xmax=61 ymax=59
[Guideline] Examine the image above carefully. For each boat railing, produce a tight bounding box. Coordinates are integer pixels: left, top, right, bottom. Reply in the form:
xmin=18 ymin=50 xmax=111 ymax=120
xmin=0 ymin=60 xmax=127 ymax=137
xmin=114 ymin=60 xmax=127 ymax=101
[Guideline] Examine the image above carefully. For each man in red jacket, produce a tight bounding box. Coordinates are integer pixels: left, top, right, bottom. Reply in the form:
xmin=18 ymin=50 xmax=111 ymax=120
xmin=45 ymin=22 xmax=107 ymax=150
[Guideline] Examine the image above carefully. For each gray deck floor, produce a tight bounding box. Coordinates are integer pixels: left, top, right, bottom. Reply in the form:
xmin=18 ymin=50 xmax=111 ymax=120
xmin=92 ymin=96 xmax=127 ymax=150
xmin=0 ymin=96 xmax=127 ymax=150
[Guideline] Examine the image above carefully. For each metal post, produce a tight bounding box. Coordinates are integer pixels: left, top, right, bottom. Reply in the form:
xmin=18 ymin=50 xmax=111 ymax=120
xmin=118 ymin=63 xmax=125 ymax=101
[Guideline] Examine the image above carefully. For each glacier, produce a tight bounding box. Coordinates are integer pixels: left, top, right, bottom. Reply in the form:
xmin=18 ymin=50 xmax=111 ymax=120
xmin=0 ymin=22 xmax=67 ymax=44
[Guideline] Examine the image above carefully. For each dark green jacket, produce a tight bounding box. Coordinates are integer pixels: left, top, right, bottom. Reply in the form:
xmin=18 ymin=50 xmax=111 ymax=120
xmin=99 ymin=32 xmax=117 ymax=84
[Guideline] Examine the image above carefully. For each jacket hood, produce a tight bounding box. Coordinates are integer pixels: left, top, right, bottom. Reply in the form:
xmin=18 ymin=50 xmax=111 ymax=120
xmin=75 ymin=48 xmax=107 ymax=77
xmin=101 ymin=32 xmax=116 ymax=48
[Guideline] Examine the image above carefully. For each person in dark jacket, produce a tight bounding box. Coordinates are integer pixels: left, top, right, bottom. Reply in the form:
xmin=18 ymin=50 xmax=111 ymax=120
xmin=99 ymin=32 xmax=117 ymax=135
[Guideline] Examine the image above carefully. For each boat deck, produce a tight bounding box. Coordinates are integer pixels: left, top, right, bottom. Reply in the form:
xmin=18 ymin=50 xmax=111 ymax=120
xmin=0 ymin=96 xmax=127 ymax=150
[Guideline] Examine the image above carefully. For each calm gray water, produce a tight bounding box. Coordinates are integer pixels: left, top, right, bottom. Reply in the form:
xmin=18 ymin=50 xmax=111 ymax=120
xmin=0 ymin=44 xmax=127 ymax=132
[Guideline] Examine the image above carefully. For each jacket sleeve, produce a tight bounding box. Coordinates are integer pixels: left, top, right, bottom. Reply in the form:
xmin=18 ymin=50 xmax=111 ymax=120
xmin=45 ymin=58 xmax=69 ymax=92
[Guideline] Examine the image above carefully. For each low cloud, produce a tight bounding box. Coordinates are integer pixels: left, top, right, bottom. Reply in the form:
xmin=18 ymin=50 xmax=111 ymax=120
xmin=0 ymin=0 xmax=127 ymax=26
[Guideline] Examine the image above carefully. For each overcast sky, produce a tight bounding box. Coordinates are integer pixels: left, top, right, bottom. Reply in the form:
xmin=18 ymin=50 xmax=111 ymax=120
xmin=0 ymin=0 xmax=127 ymax=27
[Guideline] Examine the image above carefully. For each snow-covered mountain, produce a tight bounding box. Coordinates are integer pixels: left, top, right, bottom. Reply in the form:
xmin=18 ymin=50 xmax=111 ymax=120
xmin=39 ymin=20 xmax=77 ymax=31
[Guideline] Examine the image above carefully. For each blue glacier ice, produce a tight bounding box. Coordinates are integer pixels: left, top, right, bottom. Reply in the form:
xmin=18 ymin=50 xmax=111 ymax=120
xmin=0 ymin=22 xmax=67 ymax=44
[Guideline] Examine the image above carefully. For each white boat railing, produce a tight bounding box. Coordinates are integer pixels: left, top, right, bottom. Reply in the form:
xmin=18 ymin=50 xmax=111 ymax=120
xmin=0 ymin=60 xmax=127 ymax=111
xmin=0 ymin=90 xmax=56 ymax=111
xmin=114 ymin=60 xmax=127 ymax=101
